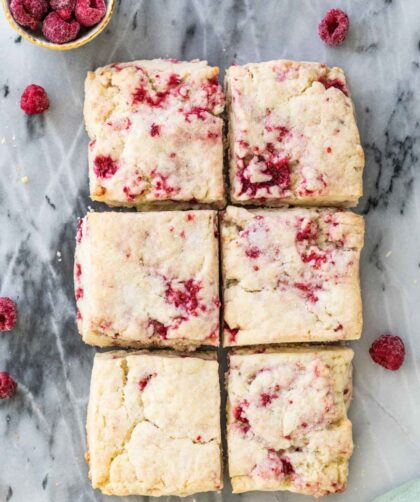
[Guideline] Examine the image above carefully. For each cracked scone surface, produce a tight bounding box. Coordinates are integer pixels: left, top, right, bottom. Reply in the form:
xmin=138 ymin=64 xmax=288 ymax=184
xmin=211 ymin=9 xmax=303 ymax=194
xmin=84 ymin=59 xmax=225 ymax=209
xmin=222 ymin=206 xmax=364 ymax=345
xmin=225 ymin=59 xmax=364 ymax=207
xmin=227 ymin=346 xmax=353 ymax=497
xmin=74 ymin=211 xmax=220 ymax=349
xmin=87 ymin=351 xmax=222 ymax=496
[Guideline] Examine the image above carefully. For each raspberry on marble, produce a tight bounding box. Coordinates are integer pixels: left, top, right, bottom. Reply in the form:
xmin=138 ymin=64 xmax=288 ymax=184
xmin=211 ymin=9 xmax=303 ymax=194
xmin=0 ymin=297 xmax=17 ymax=332
xmin=20 ymin=84 xmax=49 ymax=115
xmin=0 ymin=372 xmax=17 ymax=399
xmin=369 ymin=334 xmax=405 ymax=371
xmin=318 ymin=9 xmax=350 ymax=47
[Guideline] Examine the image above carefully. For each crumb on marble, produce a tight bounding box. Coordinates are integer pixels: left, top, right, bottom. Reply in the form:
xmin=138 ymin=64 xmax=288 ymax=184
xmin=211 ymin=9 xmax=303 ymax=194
xmin=21 ymin=176 xmax=29 ymax=184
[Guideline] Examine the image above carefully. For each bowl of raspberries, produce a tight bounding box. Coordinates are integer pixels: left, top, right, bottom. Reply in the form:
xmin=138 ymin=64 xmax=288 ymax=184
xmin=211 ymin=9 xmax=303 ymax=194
xmin=3 ymin=0 xmax=115 ymax=49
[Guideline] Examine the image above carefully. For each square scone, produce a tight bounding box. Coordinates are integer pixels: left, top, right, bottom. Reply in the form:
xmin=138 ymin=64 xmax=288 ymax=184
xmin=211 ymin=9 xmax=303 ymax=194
xmin=225 ymin=59 xmax=364 ymax=207
xmin=84 ymin=59 xmax=225 ymax=209
xmin=74 ymin=210 xmax=220 ymax=349
xmin=227 ymin=346 xmax=354 ymax=497
xmin=222 ymin=206 xmax=364 ymax=345
xmin=87 ymin=351 xmax=222 ymax=496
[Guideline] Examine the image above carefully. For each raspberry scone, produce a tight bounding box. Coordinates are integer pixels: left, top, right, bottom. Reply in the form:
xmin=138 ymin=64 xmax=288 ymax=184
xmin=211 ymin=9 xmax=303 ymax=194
xmin=74 ymin=211 xmax=220 ymax=349
xmin=84 ymin=59 xmax=225 ymax=209
xmin=87 ymin=351 xmax=222 ymax=496
xmin=222 ymin=206 xmax=364 ymax=345
xmin=227 ymin=346 xmax=353 ymax=497
xmin=225 ymin=60 xmax=364 ymax=207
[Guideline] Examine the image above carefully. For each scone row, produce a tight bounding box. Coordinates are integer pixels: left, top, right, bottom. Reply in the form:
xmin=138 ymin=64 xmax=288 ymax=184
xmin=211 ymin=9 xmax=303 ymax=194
xmin=74 ymin=208 xmax=364 ymax=349
xmin=86 ymin=346 xmax=353 ymax=498
xmin=80 ymin=57 xmax=364 ymax=500
xmin=84 ymin=58 xmax=364 ymax=209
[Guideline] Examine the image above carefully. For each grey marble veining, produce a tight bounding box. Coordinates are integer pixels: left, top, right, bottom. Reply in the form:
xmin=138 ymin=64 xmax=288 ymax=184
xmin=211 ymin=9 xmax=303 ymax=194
xmin=1 ymin=0 xmax=420 ymax=501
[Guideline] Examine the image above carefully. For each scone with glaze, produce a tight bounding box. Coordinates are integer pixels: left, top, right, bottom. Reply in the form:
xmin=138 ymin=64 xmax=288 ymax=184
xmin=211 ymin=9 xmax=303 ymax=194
xmin=227 ymin=345 xmax=353 ymax=497
xmin=85 ymin=59 xmax=225 ymax=209
xmin=225 ymin=59 xmax=364 ymax=207
xmin=74 ymin=210 xmax=220 ymax=349
xmin=222 ymin=206 xmax=364 ymax=345
xmin=87 ymin=350 xmax=222 ymax=496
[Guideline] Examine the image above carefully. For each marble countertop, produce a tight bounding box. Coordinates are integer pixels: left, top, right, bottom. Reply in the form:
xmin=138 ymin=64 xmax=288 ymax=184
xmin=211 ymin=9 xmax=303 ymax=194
xmin=1 ymin=1 xmax=420 ymax=501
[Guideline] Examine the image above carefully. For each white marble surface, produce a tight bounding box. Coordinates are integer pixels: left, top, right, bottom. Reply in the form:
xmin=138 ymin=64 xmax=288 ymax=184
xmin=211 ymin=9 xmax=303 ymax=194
xmin=1 ymin=1 xmax=420 ymax=501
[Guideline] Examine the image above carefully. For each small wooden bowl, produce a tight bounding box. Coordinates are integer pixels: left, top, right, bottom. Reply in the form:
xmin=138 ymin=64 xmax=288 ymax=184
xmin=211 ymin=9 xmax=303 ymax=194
xmin=2 ymin=0 xmax=115 ymax=51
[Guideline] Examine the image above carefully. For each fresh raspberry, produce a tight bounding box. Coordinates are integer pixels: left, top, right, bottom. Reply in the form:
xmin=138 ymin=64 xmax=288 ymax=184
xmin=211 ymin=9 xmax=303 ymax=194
xmin=56 ymin=8 xmax=73 ymax=20
xmin=0 ymin=297 xmax=17 ymax=332
xmin=318 ymin=9 xmax=349 ymax=47
xmin=42 ymin=12 xmax=80 ymax=44
xmin=20 ymin=85 xmax=49 ymax=115
xmin=10 ymin=0 xmax=38 ymax=30
xmin=75 ymin=0 xmax=106 ymax=28
xmin=0 ymin=372 xmax=17 ymax=399
xmin=50 ymin=0 xmax=76 ymax=9
xmin=369 ymin=334 xmax=405 ymax=371
xmin=93 ymin=155 xmax=119 ymax=179
xmin=23 ymin=0 xmax=48 ymax=20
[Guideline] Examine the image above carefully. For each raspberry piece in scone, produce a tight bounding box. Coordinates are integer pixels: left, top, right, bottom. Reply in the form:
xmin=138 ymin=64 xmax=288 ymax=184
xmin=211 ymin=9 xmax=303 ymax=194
xmin=225 ymin=60 xmax=364 ymax=207
xmin=227 ymin=346 xmax=354 ymax=497
xmin=86 ymin=350 xmax=222 ymax=496
xmin=221 ymin=206 xmax=364 ymax=345
xmin=84 ymin=59 xmax=225 ymax=209
xmin=74 ymin=211 xmax=220 ymax=349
